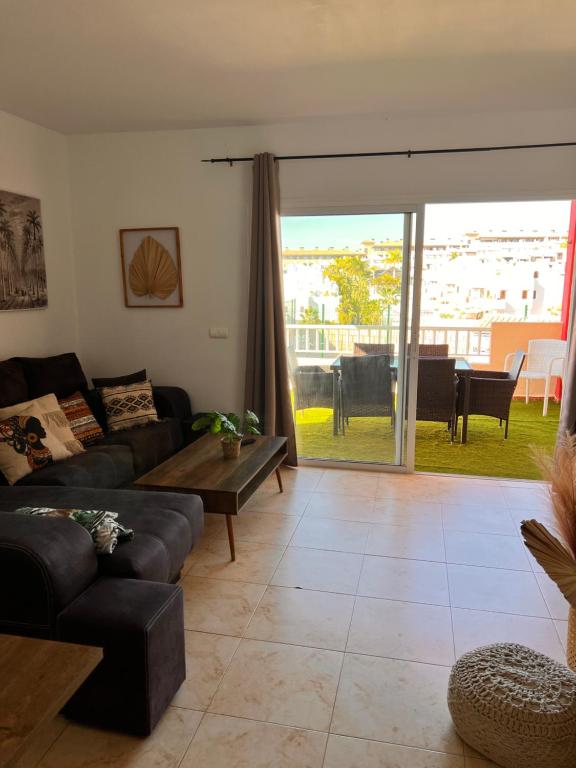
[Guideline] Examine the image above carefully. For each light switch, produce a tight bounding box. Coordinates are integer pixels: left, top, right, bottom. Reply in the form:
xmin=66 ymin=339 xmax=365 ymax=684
xmin=209 ymin=327 xmax=229 ymax=339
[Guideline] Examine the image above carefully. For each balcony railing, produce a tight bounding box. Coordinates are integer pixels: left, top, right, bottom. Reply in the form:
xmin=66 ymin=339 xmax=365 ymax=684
xmin=286 ymin=324 xmax=492 ymax=361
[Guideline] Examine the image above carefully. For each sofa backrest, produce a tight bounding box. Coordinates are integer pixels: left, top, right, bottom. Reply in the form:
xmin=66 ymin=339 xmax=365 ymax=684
xmin=0 ymin=511 xmax=99 ymax=638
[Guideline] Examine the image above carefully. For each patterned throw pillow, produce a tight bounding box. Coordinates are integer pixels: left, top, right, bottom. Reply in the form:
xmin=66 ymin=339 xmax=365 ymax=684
xmin=99 ymin=380 xmax=158 ymax=433
xmin=0 ymin=394 xmax=84 ymax=455
xmin=58 ymin=391 xmax=104 ymax=446
xmin=0 ymin=403 xmax=73 ymax=485
xmin=16 ymin=507 xmax=134 ymax=555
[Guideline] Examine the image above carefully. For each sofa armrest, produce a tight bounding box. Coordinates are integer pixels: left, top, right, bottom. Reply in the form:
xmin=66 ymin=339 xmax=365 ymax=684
xmin=152 ymin=386 xmax=192 ymax=420
xmin=0 ymin=512 xmax=99 ymax=638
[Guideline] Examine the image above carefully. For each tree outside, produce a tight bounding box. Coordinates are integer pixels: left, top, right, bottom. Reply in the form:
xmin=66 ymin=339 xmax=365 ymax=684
xmin=322 ymin=251 xmax=402 ymax=324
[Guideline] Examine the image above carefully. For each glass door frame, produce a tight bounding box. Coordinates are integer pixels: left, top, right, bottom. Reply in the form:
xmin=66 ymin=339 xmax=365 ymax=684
xmin=281 ymin=202 xmax=425 ymax=473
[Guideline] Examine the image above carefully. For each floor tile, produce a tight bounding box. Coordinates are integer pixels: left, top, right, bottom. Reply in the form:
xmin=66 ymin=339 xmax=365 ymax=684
xmin=209 ymin=639 xmax=342 ymax=731
xmin=358 ymin=556 xmax=449 ymax=605
xmin=212 ymin=510 xmax=300 ymax=545
xmin=372 ymin=500 xmax=443 ymax=528
xmin=448 ymin=565 xmax=549 ymax=617
xmin=536 ymin=572 xmax=570 ymax=620
xmin=37 ymin=707 xmax=202 ymax=768
xmin=181 ymin=577 xmax=266 ymax=635
xmin=331 ymin=654 xmax=462 ymax=754
xmin=304 ymin=492 xmax=378 ymax=523
xmin=376 ymin=475 xmax=446 ymax=502
xmin=188 ymin=539 xmax=285 ymax=584
xmin=246 ymin=490 xmax=312 ymax=515
xmin=437 ymin=484 xmax=508 ymax=508
xmin=555 ymin=619 xmax=568 ymax=651
xmin=366 ymin=523 xmax=445 ymax=561
xmin=316 ymin=469 xmax=379 ymax=497
xmin=245 ymin=586 xmax=355 ymax=650
xmin=271 ymin=547 xmax=363 ymax=594
xmin=324 ymin=735 xmax=465 ymax=768
xmin=465 ymin=760 xmax=499 ymax=768
xmin=173 ymin=631 xmax=241 ymax=710
xmin=442 ymin=505 xmax=516 ymax=536
xmin=503 ymin=485 xmax=551 ymax=511
xmin=444 ymin=530 xmax=531 ymax=570
xmin=181 ymin=714 xmax=327 ymax=768
xmin=347 ymin=597 xmax=455 ymax=665
xmin=262 ymin=468 xmax=323 ymax=491
xmin=291 ymin=517 xmax=372 ymax=553
xmin=452 ymin=608 xmax=565 ymax=663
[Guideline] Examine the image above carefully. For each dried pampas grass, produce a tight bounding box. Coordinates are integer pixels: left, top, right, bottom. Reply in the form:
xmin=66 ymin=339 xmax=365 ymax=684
xmin=532 ymin=431 xmax=576 ymax=560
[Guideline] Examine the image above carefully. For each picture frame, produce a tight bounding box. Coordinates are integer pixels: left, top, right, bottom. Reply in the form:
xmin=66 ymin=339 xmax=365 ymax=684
xmin=119 ymin=227 xmax=183 ymax=308
xmin=0 ymin=189 xmax=47 ymax=311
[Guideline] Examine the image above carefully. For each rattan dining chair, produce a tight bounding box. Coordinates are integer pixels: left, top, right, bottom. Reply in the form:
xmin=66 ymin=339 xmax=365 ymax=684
xmin=455 ymin=350 xmax=525 ymax=442
xmin=408 ymin=343 xmax=450 ymax=357
xmin=353 ymin=342 xmax=395 ymax=357
xmin=339 ymin=354 xmax=395 ymax=433
xmin=413 ymin=357 xmax=458 ymax=440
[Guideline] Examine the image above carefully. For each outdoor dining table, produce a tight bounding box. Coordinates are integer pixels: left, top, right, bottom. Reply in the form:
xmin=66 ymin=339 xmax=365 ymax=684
xmin=328 ymin=355 xmax=472 ymax=436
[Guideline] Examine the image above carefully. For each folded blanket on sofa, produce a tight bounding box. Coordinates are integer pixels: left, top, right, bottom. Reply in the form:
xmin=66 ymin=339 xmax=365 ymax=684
xmin=16 ymin=506 xmax=134 ymax=554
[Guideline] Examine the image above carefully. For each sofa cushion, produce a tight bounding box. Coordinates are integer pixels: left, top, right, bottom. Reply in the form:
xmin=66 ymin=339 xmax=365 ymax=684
xmin=58 ymin=391 xmax=104 ymax=447
xmin=7 ymin=444 xmax=135 ymax=488
xmin=16 ymin=353 xmax=88 ymax=399
xmin=0 ymin=486 xmax=203 ymax=582
xmin=100 ymin=380 xmax=158 ymax=433
xmin=0 ymin=394 xmax=84 ymax=455
xmin=0 ymin=404 xmax=74 ymax=485
xmin=99 ymin=417 xmax=183 ymax=475
xmin=0 ymin=359 xmax=28 ymax=407
xmin=92 ymin=369 xmax=147 ymax=389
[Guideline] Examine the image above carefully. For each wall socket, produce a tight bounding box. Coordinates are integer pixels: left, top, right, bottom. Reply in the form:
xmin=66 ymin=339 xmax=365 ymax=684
xmin=209 ymin=327 xmax=229 ymax=339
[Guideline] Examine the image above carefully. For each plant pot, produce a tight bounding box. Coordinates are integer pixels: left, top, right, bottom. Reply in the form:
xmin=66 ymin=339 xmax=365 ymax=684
xmin=221 ymin=438 xmax=241 ymax=459
xmin=568 ymin=606 xmax=576 ymax=672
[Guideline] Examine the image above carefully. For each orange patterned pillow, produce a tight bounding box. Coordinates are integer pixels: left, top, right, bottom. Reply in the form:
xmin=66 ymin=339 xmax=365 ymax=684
xmin=58 ymin=391 xmax=104 ymax=446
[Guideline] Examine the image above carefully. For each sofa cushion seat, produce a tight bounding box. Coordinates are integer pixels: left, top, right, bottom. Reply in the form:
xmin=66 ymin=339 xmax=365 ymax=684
xmin=7 ymin=445 xmax=134 ymax=488
xmin=97 ymin=417 xmax=183 ymax=476
xmin=0 ymin=486 xmax=204 ymax=582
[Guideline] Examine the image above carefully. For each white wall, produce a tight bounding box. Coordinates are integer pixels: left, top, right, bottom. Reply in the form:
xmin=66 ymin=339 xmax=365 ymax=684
xmin=0 ymin=110 xmax=78 ymax=359
xmin=69 ymin=109 xmax=576 ymax=411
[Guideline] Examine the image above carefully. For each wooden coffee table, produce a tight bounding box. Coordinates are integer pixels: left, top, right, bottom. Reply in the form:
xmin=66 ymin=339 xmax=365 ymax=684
xmin=0 ymin=634 xmax=102 ymax=768
xmin=134 ymin=434 xmax=288 ymax=560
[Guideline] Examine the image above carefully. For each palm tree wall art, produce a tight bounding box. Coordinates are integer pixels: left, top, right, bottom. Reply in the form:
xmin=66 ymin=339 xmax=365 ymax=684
xmin=0 ymin=190 xmax=47 ymax=310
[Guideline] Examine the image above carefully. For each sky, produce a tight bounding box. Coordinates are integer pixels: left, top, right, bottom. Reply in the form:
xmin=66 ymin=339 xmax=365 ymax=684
xmin=281 ymin=201 xmax=572 ymax=250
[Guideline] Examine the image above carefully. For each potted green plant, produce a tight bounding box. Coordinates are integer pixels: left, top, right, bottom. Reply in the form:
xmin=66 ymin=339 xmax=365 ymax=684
xmin=191 ymin=410 xmax=261 ymax=459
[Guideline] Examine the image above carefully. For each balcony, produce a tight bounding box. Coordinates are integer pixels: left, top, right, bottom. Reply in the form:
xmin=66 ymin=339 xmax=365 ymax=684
xmin=287 ymin=321 xmax=562 ymax=479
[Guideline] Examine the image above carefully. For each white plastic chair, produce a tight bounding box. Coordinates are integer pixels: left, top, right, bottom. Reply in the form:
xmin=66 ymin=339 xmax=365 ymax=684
xmin=505 ymin=339 xmax=566 ymax=416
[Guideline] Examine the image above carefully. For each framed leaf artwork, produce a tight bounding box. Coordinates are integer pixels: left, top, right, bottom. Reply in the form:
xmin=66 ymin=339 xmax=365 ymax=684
xmin=119 ymin=227 xmax=183 ymax=308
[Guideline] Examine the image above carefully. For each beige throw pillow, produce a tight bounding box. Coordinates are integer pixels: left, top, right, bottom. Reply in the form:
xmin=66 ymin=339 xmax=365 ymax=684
xmin=0 ymin=402 xmax=74 ymax=485
xmin=0 ymin=394 xmax=85 ymax=455
xmin=99 ymin=380 xmax=159 ymax=433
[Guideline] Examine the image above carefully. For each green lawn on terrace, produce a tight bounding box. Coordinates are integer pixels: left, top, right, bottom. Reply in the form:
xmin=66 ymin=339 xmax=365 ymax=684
xmin=295 ymin=400 xmax=560 ymax=480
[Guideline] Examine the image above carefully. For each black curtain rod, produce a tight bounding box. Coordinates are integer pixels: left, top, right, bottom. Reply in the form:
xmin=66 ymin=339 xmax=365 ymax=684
xmin=202 ymin=140 xmax=576 ymax=165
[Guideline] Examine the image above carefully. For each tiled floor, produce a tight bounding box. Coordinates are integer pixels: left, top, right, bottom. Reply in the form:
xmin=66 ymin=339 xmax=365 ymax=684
xmin=24 ymin=468 xmax=568 ymax=768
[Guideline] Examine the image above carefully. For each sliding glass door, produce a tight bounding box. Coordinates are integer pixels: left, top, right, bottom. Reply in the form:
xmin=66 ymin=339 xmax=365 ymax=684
xmin=282 ymin=207 xmax=423 ymax=469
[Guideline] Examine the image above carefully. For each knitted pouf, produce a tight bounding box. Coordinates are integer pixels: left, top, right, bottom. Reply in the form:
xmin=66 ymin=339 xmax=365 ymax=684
xmin=448 ymin=643 xmax=576 ymax=768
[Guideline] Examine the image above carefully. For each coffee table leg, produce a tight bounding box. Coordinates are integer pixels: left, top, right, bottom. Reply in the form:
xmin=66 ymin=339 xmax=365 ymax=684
xmin=226 ymin=515 xmax=236 ymax=561
xmin=275 ymin=468 xmax=284 ymax=493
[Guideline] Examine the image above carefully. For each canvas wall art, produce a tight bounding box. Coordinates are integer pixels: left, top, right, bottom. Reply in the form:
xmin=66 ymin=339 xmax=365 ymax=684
xmin=0 ymin=190 xmax=47 ymax=311
xmin=119 ymin=227 xmax=183 ymax=308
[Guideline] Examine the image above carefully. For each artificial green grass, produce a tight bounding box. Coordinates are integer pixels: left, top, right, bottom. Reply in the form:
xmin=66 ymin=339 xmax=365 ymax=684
xmin=295 ymin=400 xmax=560 ymax=480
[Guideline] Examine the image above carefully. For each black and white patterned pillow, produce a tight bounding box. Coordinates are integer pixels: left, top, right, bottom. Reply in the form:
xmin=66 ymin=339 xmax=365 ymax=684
xmin=99 ymin=380 xmax=158 ymax=433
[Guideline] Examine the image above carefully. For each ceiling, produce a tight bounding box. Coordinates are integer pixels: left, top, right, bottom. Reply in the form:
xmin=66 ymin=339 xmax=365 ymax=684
xmin=1 ymin=0 xmax=575 ymax=134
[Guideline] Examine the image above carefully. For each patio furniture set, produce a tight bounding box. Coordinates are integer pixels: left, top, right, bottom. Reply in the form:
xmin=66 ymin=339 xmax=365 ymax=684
xmin=292 ymin=339 xmax=564 ymax=443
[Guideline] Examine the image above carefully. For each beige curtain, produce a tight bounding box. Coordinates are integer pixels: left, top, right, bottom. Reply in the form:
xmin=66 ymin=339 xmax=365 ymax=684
xmin=244 ymin=153 xmax=297 ymax=465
